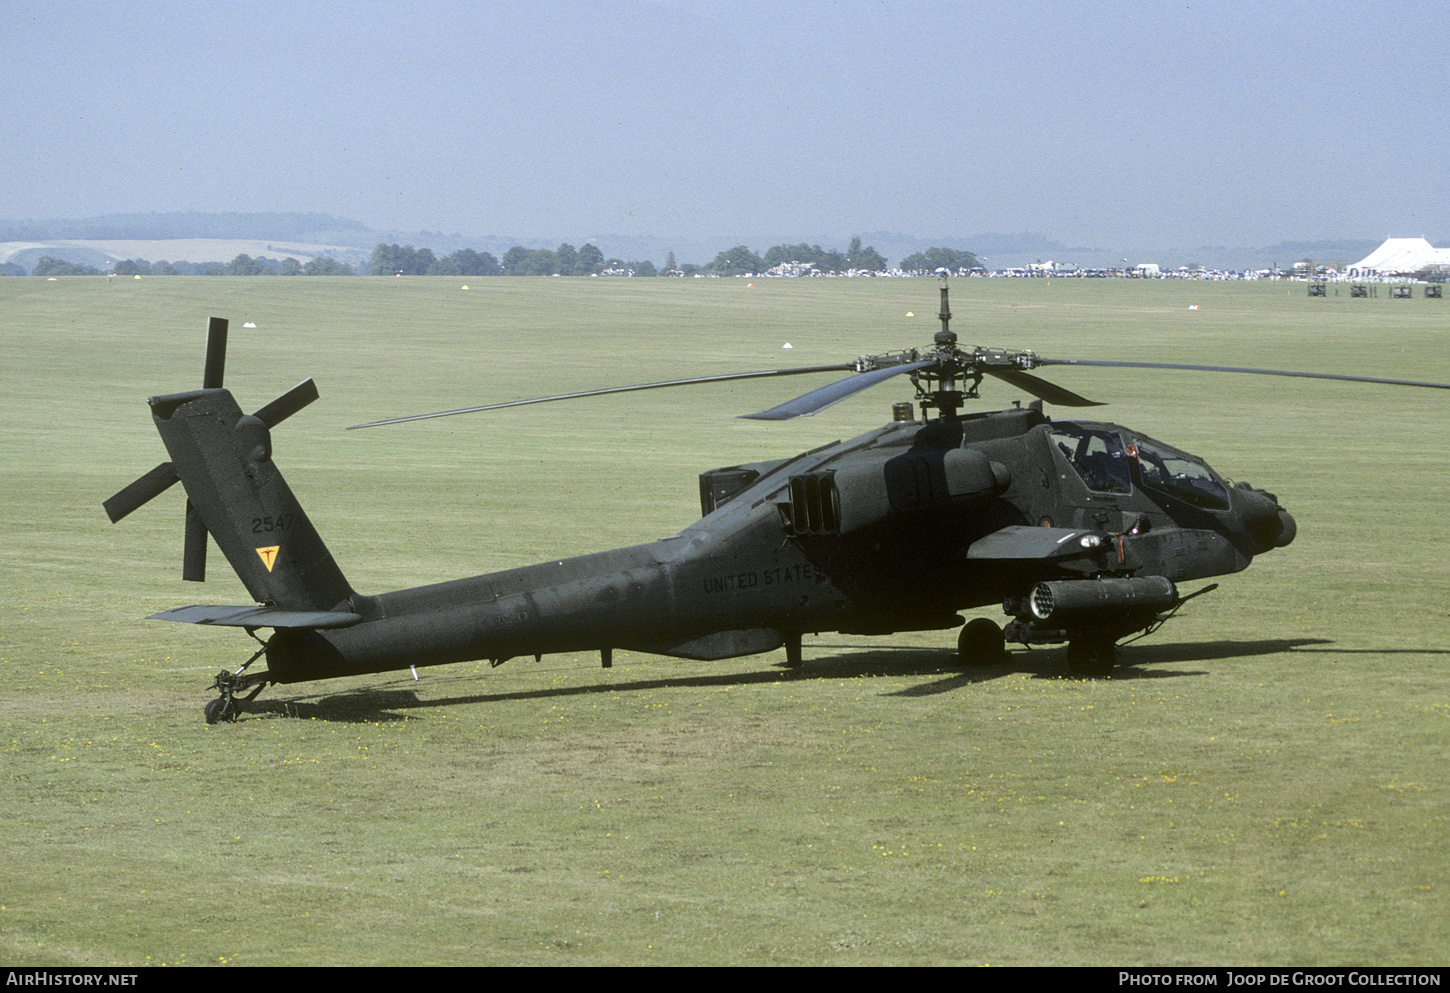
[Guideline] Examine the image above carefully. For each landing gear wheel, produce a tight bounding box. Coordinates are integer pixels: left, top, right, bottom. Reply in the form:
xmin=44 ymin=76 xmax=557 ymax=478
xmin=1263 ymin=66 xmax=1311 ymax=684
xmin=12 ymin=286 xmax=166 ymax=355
xmin=957 ymin=618 xmax=1006 ymax=667
xmin=204 ymin=696 xmax=233 ymax=725
xmin=204 ymin=669 xmax=269 ymax=723
xmin=1066 ymin=638 xmax=1117 ymax=678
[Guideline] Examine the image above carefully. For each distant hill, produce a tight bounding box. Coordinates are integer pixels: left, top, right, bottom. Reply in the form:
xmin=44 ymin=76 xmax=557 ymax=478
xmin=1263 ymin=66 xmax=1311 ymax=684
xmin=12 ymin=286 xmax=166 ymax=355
xmin=0 ymin=239 xmax=370 ymax=273
xmin=0 ymin=212 xmax=369 ymax=244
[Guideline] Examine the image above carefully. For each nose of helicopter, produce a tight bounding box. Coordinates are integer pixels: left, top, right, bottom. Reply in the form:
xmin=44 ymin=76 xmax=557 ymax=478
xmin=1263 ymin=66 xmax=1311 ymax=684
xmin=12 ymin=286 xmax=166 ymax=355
xmin=1273 ymin=508 xmax=1296 ymax=548
xmin=1237 ymin=484 xmax=1296 ymax=552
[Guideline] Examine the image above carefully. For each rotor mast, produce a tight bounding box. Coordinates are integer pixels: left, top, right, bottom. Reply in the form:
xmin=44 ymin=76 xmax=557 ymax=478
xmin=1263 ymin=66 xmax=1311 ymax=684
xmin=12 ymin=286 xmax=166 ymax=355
xmin=938 ymin=272 xmax=952 ymax=338
xmin=914 ymin=272 xmax=972 ymax=420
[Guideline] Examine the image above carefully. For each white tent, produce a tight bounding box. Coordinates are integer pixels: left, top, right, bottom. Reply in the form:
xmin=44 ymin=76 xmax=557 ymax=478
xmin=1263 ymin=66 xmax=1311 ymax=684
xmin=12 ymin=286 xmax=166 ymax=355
xmin=1348 ymin=237 xmax=1450 ymax=275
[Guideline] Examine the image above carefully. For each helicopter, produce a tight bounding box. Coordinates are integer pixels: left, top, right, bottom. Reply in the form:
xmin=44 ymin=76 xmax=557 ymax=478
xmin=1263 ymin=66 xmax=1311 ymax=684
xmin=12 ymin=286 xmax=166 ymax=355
xmin=105 ymin=280 xmax=1449 ymax=722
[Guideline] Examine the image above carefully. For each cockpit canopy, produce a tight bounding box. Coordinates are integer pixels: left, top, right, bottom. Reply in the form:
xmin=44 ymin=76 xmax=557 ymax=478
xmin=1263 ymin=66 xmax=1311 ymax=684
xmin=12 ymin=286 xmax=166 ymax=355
xmin=1049 ymin=422 xmax=1231 ymax=511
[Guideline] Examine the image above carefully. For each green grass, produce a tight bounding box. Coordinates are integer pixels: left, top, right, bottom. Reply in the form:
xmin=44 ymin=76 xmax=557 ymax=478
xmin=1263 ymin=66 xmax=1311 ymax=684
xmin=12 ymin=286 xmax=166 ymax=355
xmin=2 ymin=275 xmax=1447 ymax=965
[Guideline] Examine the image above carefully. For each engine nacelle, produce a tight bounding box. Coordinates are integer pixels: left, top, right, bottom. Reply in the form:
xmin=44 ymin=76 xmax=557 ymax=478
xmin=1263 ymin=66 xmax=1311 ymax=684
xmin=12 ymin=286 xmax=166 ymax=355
xmin=784 ymin=447 xmax=1012 ymax=537
xmin=1029 ymin=576 xmax=1177 ymax=622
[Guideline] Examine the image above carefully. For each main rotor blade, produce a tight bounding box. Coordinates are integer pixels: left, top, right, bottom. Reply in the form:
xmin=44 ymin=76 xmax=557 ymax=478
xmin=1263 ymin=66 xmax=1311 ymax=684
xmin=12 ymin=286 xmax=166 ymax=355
xmin=253 ymin=378 xmax=319 ymax=428
xmin=982 ymin=368 xmax=1105 ymax=407
xmin=348 ymin=364 xmax=855 ymax=429
xmin=741 ymin=360 xmax=934 ymax=420
xmin=1037 ymin=358 xmax=1450 ymax=392
xmin=103 ymin=461 xmax=180 ymax=523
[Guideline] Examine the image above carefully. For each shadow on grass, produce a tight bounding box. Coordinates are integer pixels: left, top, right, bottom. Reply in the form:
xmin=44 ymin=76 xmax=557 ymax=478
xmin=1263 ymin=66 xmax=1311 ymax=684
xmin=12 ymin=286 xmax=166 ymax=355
xmin=248 ymin=690 xmax=424 ymax=723
xmin=882 ymin=636 xmax=1337 ymax=697
xmin=237 ymin=635 xmax=1356 ymax=722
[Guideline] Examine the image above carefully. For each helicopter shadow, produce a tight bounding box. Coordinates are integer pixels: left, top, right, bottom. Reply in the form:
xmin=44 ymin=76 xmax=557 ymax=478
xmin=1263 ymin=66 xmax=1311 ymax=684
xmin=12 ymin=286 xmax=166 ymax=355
xmin=241 ymin=650 xmax=968 ymax=722
xmin=246 ymin=690 xmax=424 ymax=723
xmin=833 ymin=636 xmax=1337 ymax=697
xmin=238 ymin=636 xmax=1360 ymax=721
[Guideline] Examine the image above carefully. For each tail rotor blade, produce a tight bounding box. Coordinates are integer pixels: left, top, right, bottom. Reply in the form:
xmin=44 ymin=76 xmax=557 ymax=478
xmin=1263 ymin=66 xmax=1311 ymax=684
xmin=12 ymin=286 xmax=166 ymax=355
xmin=183 ymin=500 xmax=207 ymax=582
xmin=202 ymin=317 xmax=228 ymax=389
xmin=104 ymin=461 xmax=180 ymax=523
xmin=186 ymin=315 xmax=224 ymax=583
xmin=112 ymin=317 xmax=321 ymax=587
xmin=254 ymin=378 xmax=319 ymax=428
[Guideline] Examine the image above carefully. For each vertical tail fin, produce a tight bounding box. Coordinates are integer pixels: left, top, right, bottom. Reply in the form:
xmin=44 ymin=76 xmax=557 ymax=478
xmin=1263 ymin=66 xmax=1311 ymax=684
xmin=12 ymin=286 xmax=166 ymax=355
xmin=149 ymin=387 xmax=353 ymax=612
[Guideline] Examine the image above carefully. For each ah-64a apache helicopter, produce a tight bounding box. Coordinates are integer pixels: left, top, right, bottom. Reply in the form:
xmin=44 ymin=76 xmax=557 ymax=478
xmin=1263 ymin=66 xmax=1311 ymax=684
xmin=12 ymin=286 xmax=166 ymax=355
xmin=106 ymin=280 xmax=1448 ymax=722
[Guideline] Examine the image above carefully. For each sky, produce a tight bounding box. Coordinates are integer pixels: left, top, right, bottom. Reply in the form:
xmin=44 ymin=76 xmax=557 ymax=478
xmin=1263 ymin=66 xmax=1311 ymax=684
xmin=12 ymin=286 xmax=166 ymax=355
xmin=5 ymin=0 xmax=1447 ymax=253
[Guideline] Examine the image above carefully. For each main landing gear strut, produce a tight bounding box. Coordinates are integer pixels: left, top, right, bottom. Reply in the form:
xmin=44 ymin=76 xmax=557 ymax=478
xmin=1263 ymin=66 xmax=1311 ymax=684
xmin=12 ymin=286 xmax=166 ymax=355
xmin=955 ymin=617 xmax=1120 ymax=678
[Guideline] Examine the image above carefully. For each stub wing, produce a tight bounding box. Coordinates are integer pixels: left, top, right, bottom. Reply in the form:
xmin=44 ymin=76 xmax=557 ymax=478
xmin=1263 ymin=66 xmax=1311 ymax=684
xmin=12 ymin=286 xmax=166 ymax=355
xmin=966 ymin=525 xmax=1103 ymax=561
xmin=150 ymin=604 xmax=363 ymax=629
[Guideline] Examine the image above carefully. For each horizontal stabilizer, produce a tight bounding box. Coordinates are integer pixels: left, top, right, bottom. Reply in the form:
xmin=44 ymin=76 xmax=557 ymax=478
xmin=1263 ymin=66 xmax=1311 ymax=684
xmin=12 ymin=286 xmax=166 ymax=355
xmin=150 ymin=604 xmax=362 ymax=629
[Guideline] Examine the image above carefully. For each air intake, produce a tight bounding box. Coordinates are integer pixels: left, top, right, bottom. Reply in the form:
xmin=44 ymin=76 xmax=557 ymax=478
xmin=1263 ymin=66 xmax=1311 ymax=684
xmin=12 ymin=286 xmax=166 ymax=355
xmin=785 ymin=472 xmax=839 ymax=536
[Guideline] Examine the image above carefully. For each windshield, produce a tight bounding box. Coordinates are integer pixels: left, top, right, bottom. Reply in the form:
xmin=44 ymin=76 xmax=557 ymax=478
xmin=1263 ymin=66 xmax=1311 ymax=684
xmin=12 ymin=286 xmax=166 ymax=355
xmin=1132 ymin=436 xmax=1230 ymax=510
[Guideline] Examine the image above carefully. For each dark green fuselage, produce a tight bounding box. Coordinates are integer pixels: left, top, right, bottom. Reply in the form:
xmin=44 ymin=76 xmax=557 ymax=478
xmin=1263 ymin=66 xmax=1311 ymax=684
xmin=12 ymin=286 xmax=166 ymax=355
xmin=256 ymin=404 xmax=1292 ymax=683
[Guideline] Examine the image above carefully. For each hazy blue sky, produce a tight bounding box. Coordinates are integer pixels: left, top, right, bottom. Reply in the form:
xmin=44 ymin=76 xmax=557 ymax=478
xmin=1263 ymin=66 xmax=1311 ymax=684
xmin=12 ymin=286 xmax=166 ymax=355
xmin=5 ymin=0 xmax=1445 ymax=251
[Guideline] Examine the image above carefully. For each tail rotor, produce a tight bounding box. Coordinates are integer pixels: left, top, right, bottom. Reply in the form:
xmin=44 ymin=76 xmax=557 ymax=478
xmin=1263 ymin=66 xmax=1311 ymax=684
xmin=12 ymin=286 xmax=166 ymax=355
xmin=104 ymin=317 xmax=319 ymax=582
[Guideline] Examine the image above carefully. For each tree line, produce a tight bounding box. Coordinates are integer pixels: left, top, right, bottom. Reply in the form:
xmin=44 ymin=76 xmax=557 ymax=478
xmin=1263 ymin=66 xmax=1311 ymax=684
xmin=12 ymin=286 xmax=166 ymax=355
xmin=703 ymin=238 xmax=890 ymax=276
xmin=896 ymin=247 xmax=983 ymax=273
xmin=2 ymin=240 xmax=984 ymax=278
xmin=370 ymin=237 xmax=900 ymax=277
xmin=370 ymin=242 xmax=661 ymax=277
xmin=693 ymin=241 xmax=980 ymax=276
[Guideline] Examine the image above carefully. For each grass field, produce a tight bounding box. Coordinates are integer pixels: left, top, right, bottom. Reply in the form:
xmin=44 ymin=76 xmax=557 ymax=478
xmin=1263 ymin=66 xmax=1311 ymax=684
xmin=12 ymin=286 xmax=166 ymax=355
xmin=2 ymin=275 xmax=1447 ymax=966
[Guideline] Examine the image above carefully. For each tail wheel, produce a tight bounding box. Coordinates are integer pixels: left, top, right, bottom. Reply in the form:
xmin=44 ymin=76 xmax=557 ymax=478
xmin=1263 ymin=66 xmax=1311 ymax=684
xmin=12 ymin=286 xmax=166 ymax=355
xmin=204 ymin=696 xmax=233 ymax=725
xmin=957 ymin=618 xmax=1006 ymax=667
xmin=1066 ymin=638 xmax=1117 ymax=678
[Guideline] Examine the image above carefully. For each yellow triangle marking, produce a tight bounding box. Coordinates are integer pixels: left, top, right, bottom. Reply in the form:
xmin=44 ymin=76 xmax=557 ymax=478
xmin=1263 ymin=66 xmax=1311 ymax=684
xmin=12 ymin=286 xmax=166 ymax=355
xmin=256 ymin=546 xmax=280 ymax=572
